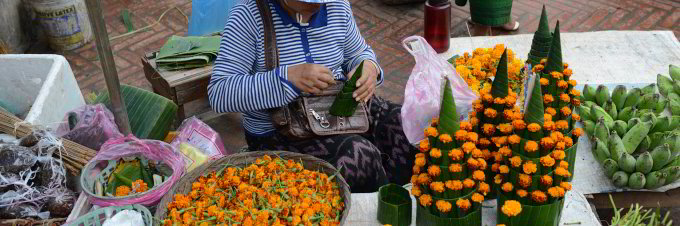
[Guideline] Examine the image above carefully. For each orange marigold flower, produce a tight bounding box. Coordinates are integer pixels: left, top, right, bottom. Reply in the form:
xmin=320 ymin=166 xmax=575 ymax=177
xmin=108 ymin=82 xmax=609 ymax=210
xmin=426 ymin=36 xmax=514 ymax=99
xmin=544 ymin=94 xmax=555 ymax=104
xmin=449 ymin=163 xmax=463 ymax=173
xmin=525 ymin=140 xmax=539 ymax=152
xmin=430 ymin=181 xmax=446 ymax=193
xmin=544 ymin=120 xmax=556 ymax=131
xmin=471 ymin=193 xmax=485 ymax=203
xmin=519 ymin=174 xmax=532 ymax=188
xmin=419 ymin=139 xmax=430 ymax=152
xmin=499 ymin=165 xmax=510 ymax=174
xmin=472 ymin=149 xmax=484 ymax=158
xmin=533 ymin=64 xmax=545 ymax=72
xmin=492 ymin=136 xmax=508 ymax=147
xmin=455 ymin=130 xmax=468 ymax=141
xmin=541 ymin=175 xmax=553 ymax=186
xmin=479 ymin=138 xmax=491 ymax=147
xmin=541 ymin=137 xmax=555 ymax=149
xmin=555 ymin=167 xmax=571 ymax=178
xmin=551 ymin=71 xmax=563 ymax=79
xmin=545 ymin=107 xmax=557 ymax=116
xmin=436 ymin=200 xmax=453 ymax=213
xmin=551 ymin=131 xmax=565 ymax=142
xmin=540 ymin=58 xmax=548 ymax=64
xmin=482 ymin=123 xmax=496 ymax=135
xmin=548 ymin=187 xmax=561 ymax=198
xmin=499 ymin=147 xmax=512 ymax=157
xmin=564 ymin=137 xmax=574 ymax=147
xmin=467 ymin=132 xmax=479 ymax=143
xmin=558 ymin=80 xmax=569 ymax=89
xmin=510 ymin=156 xmax=522 ymax=168
xmin=572 ymin=128 xmax=583 ymax=137
xmin=511 ymin=120 xmax=526 ymax=131
xmin=456 ymin=199 xmax=471 ymax=211
xmin=463 ymin=142 xmax=477 ymax=153
xmin=559 ymin=161 xmax=569 ymax=169
xmin=467 ymin=158 xmax=479 ymax=169
xmin=460 ymin=121 xmax=473 ymax=130
xmin=413 ymin=165 xmax=421 ymax=175
xmin=446 ymin=180 xmax=463 ymax=191
xmin=560 ymin=182 xmax=573 ymax=191
xmin=463 ymin=179 xmax=476 ymax=188
xmin=571 ymin=114 xmax=581 ymax=121
xmin=552 ymin=150 xmax=566 ymax=160
xmin=494 ymin=174 xmax=503 ymax=184
xmin=501 ymin=200 xmax=522 ymax=217
xmin=430 ymin=148 xmax=442 ymax=158
xmin=563 ymin=63 xmax=570 ymax=69
xmin=540 ymin=155 xmax=556 ymax=167
xmin=508 ymin=135 xmax=521 ymax=144
xmin=540 ymin=78 xmax=550 ymax=86
xmin=428 ymin=165 xmax=441 ymax=177
xmin=115 ymin=185 xmax=131 ymax=197
xmin=418 ymin=173 xmax=431 ymax=184
xmin=505 ymin=96 xmax=517 ymax=107
xmin=523 ymin=161 xmax=537 ymax=174
xmin=560 ymin=93 xmax=571 ymax=103
xmin=572 ymin=98 xmax=581 ymax=106
xmin=449 ymin=149 xmax=465 ymax=161
xmin=419 ymin=194 xmax=433 ymax=207
xmin=431 ymin=117 xmax=440 ymax=125
xmin=478 ymin=182 xmax=491 ymax=194
xmin=483 ymin=94 xmax=493 ymax=103
xmin=492 ymin=163 xmax=500 ymax=172
xmin=494 ymin=97 xmax=506 ymax=105
xmin=425 ymin=126 xmax=439 ymax=137
xmin=561 ymin=106 xmax=572 ymax=115
xmin=501 ymin=182 xmax=514 ymax=193
xmin=564 ymin=68 xmax=573 ymax=76
xmin=411 ymin=185 xmax=422 ymax=197
xmin=494 ymin=151 xmax=503 ymax=162
xmin=474 ymin=103 xmax=484 ymax=112
xmin=517 ymin=189 xmax=528 ymax=198
xmin=477 ymin=158 xmax=488 ymax=170
xmin=532 ymin=191 xmax=548 ymax=203
xmin=498 ymin=123 xmax=513 ymax=134
xmin=472 ymin=170 xmax=485 ymax=181
xmin=570 ymin=88 xmax=580 ymax=96
xmin=544 ymin=113 xmax=553 ymax=122
xmin=527 ymin=123 xmax=541 ymax=132
xmin=439 ymin=134 xmax=453 ymax=143
xmin=504 ymin=109 xmax=515 ymax=120
xmin=415 ymin=157 xmax=426 ymax=167
xmin=485 ymin=108 xmax=498 ymax=119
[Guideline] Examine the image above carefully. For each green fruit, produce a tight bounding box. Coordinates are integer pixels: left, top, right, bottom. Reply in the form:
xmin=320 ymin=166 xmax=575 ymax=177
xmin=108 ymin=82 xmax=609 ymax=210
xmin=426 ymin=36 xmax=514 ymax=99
xmin=621 ymin=121 xmax=653 ymax=154
xmin=591 ymin=105 xmax=614 ymax=127
xmin=577 ymin=105 xmax=592 ymax=122
xmin=612 ymin=120 xmax=628 ymax=138
xmin=669 ymin=98 xmax=680 ymax=116
xmin=641 ymin=83 xmax=657 ymax=95
xmin=617 ymin=106 xmax=637 ymax=122
xmin=624 ymin=88 xmax=643 ymax=109
xmin=651 ymin=143 xmax=672 ymax=171
xmin=655 ymin=95 xmax=667 ymax=114
xmin=635 ymin=152 xmax=654 ymax=174
xmin=671 ymin=64 xmax=680 ymax=81
xmin=644 ymin=171 xmax=667 ymax=189
xmin=651 ymin=116 xmax=672 ymax=133
xmin=658 ymin=74 xmax=675 ymax=97
xmin=639 ymin=112 xmax=657 ymax=126
xmin=603 ymin=100 xmax=618 ymax=120
xmin=618 ymin=152 xmax=636 ymax=173
xmin=627 ymin=118 xmax=641 ymax=132
xmin=593 ymin=138 xmax=611 ymax=164
xmin=662 ymin=165 xmax=680 ymax=185
xmin=594 ymin=118 xmax=610 ymax=143
xmin=668 ymin=92 xmax=680 ymax=102
xmin=673 ymin=82 xmax=680 ymax=96
xmin=582 ymin=84 xmax=596 ymax=103
xmin=612 ymin=171 xmax=629 ymax=187
xmin=627 ymin=172 xmax=646 ymax=189
xmin=583 ymin=101 xmax=597 ymax=109
xmin=635 ymin=135 xmax=651 ymax=154
xmin=612 ymin=85 xmax=628 ymax=111
xmin=648 ymin=132 xmax=667 ymax=150
xmin=635 ymin=109 xmax=653 ymax=119
xmin=608 ymin=135 xmax=625 ymax=163
xmin=669 ymin=116 xmax=680 ymax=129
xmin=666 ymin=133 xmax=680 ymax=158
xmin=637 ymin=93 xmax=659 ymax=110
xmin=595 ymin=85 xmax=610 ymax=106
xmin=603 ymin=159 xmax=619 ymax=178
xmin=583 ymin=120 xmax=595 ymax=135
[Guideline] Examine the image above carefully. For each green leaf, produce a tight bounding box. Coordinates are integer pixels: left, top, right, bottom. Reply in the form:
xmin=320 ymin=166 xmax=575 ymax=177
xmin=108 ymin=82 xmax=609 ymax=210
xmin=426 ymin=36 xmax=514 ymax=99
xmin=95 ymin=84 xmax=178 ymax=140
xmin=564 ymin=141 xmax=578 ymax=182
xmin=106 ymin=160 xmax=142 ymax=194
xmin=330 ymin=62 xmax=363 ymax=116
xmin=416 ymin=200 xmax=482 ymax=226
xmin=121 ymin=9 xmax=134 ymax=33
xmin=448 ymin=55 xmax=460 ymax=65
xmin=377 ymin=184 xmax=412 ymax=226
xmin=543 ymin=21 xmax=564 ymax=74
xmin=491 ymin=49 xmax=510 ymax=99
xmin=437 ymin=79 xmax=461 ymax=136
xmin=497 ymin=192 xmax=564 ymax=226
xmin=527 ymin=5 xmax=552 ymax=66
xmin=521 ymin=79 xmax=545 ymax=141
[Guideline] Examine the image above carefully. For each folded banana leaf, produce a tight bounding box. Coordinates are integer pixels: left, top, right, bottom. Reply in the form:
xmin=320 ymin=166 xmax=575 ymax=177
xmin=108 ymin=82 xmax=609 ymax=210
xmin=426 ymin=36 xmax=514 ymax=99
xmin=564 ymin=142 xmax=578 ymax=182
xmin=416 ymin=201 xmax=481 ymax=226
xmin=377 ymin=184 xmax=412 ymax=226
xmin=330 ymin=62 xmax=363 ymax=116
xmin=497 ymin=191 xmax=564 ymax=226
xmin=156 ymin=35 xmax=220 ymax=70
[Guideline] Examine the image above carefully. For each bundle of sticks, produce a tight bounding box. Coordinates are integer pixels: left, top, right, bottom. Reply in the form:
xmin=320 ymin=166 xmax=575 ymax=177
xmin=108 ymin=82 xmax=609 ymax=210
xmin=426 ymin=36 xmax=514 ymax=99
xmin=0 ymin=109 xmax=97 ymax=176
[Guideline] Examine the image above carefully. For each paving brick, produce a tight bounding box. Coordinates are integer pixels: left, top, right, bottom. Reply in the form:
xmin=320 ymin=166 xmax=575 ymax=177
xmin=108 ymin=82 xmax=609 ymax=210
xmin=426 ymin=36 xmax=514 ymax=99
xmin=638 ymin=10 xmax=668 ymax=29
xmin=599 ymin=9 xmax=630 ymax=30
xmin=660 ymin=10 xmax=679 ymax=29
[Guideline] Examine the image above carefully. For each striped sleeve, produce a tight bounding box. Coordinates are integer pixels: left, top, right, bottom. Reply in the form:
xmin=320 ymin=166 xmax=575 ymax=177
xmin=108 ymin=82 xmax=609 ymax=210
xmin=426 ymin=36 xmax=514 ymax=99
xmin=341 ymin=3 xmax=384 ymax=86
xmin=208 ymin=5 xmax=300 ymax=113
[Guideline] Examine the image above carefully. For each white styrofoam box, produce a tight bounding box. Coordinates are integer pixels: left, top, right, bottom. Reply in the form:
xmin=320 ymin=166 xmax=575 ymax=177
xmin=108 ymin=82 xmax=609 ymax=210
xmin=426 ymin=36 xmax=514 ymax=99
xmin=0 ymin=54 xmax=85 ymax=130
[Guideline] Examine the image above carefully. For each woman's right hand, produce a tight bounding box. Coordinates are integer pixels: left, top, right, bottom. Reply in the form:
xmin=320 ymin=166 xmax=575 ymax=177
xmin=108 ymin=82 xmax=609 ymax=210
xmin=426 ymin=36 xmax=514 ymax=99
xmin=287 ymin=64 xmax=336 ymax=94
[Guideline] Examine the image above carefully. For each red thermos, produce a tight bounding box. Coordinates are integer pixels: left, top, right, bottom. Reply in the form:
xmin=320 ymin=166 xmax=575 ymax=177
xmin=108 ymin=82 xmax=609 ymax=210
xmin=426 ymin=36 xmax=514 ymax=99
xmin=424 ymin=0 xmax=451 ymax=53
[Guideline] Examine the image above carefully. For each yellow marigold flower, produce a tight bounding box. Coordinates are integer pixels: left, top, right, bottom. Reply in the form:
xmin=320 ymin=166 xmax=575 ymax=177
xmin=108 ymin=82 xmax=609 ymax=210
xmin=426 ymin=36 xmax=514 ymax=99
xmin=555 ymin=167 xmax=571 ymax=178
xmin=541 ymin=175 xmax=553 ymax=186
xmin=558 ymin=80 xmax=569 ymax=89
xmin=508 ymin=135 xmax=521 ymax=144
xmin=472 ymin=149 xmax=484 ymax=158
xmin=463 ymin=179 xmax=476 ymax=188
xmin=544 ymin=113 xmax=552 ymax=122
xmin=525 ymin=140 xmax=539 ymax=152
xmin=419 ymin=194 xmax=433 ymax=207
xmin=560 ymin=94 xmax=571 ymax=103
xmin=446 ymin=180 xmax=463 ymax=191
xmin=559 ymin=161 xmax=569 ymax=169
xmin=540 ymin=155 xmax=556 ymax=167
xmin=527 ymin=123 xmax=541 ymax=132
xmin=471 ymin=193 xmax=485 ymax=203
xmin=494 ymin=174 xmax=503 ymax=184
xmin=499 ymin=165 xmax=510 ymax=174
xmin=564 ymin=68 xmax=573 ymax=76
xmin=484 ymin=108 xmax=498 ymax=119
xmin=430 ymin=148 xmax=442 ymax=158
xmin=472 ymin=170 xmax=485 ymax=181
xmin=467 ymin=132 xmax=479 ymax=143
xmin=455 ymin=130 xmax=468 ymax=141
xmin=510 ymin=156 xmax=522 ymax=168
xmin=552 ymin=150 xmax=566 ymax=160
xmin=419 ymin=139 xmax=430 ymax=152
xmin=494 ymin=97 xmax=506 ymax=105
xmin=463 ymin=142 xmax=477 ymax=153
xmin=439 ymin=134 xmax=453 ymax=143
xmin=449 ymin=163 xmax=463 ymax=173
xmin=418 ymin=173 xmax=431 ymax=184
xmin=498 ymin=123 xmax=513 ymax=134
xmin=544 ymin=94 xmax=555 ymax=104
xmin=545 ymin=107 xmax=557 ymax=116
xmin=456 ymin=199 xmax=471 ymax=211
xmin=502 ymin=182 xmax=513 ymax=192
xmin=544 ymin=120 xmax=556 ymax=131
xmin=540 ymin=78 xmax=550 ymax=86
xmin=428 ymin=165 xmax=441 ymax=177
xmin=483 ymin=94 xmax=493 ymax=103
xmin=430 ymin=181 xmax=446 ymax=193
xmin=523 ymin=161 xmax=537 ymax=174
xmin=561 ymin=181 xmax=573 ymax=191
xmin=519 ymin=174 xmax=532 ymax=188
xmin=436 ymin=200 xmax=453 ymax=213
xmin=551 ymin=71 xmax=563 ymax=79
xmin=415 ymin=157 xmax=426 ymax=167
xmin=501 ymin=200 xmax=522 ymax=217
xmin=460 ymin=121 xmax=473 ymax=131
xmin=425 ymin=127 xmax=439 ymax=137
xmin=532 ymin=190 xmax=548 ymax=203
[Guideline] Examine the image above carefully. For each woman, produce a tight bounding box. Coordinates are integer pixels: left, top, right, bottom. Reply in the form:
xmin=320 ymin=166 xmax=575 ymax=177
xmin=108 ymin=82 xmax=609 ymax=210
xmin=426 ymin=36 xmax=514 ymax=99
xmin=208 ymin=0 xmax=417 ymax=193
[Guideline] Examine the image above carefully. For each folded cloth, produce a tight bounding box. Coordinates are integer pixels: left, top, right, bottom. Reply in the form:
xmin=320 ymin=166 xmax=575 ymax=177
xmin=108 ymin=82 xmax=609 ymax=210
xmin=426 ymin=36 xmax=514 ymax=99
xmin=156 ymin=35 xmax=221 ymax=70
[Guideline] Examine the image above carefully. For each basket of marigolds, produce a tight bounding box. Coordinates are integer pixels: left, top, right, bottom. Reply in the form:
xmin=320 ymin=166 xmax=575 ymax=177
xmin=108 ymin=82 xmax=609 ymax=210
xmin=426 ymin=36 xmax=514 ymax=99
xmin=155 ymin=151 xmax=351 ymax=226
xmin=450 ymin=44 xmax=525 ymax=97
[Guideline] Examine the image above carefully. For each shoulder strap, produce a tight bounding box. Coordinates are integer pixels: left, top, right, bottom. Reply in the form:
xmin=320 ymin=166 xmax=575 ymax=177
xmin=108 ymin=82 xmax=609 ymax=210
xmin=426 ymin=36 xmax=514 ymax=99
xmin=255 ymin=0 xmax=279 ymax=70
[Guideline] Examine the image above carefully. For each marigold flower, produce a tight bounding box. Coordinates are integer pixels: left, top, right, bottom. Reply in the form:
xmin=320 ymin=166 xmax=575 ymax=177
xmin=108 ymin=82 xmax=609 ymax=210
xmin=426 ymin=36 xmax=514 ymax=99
xmin=540 ymin=156 xmax=556 ymax=167
xmin=523 ymin=161 xmax=537 ymax=174
xmin=542 ymin=114 xmax=552 ymax=123
xmin=494 ymin=151 xmax=503 ymax=162
xmin=436 ymin=200 xmax=453 ymax=213
xmin=471 ymin=193 xmax=485 ymax=203
xmin=559 ymin=161 xmax=569 ymax=169
xmin=467 ymin=158 xmax=479 ymax=169
xmin=527 ymin=123 xmax=541 ymax=132
xmin=430 ymin=181 xmax=446 ymax=193
xmin=463 ymin=179 xmax=476 ymax=188
xmin=540 ymin=78 xmax=549 ymax=86
xmin=519 ymin=174 xmax=532 ymax=188
xmin=541 ymin=175 xmax=553 ymax=186
xmin=509 ymin=156 xmax=522 ymax=168
xmin=425 ymin=127 xmax=439 ymax=137
xmin=570 ymin=129 xmax=583 ymax=138
xmin=560 ymin=181 xmax=573 ymax=191
xmin=494 ymin=174 xmax=503 ymax=184
xmin=492 ymin=136 xmax=508 ymax=147
xmin=455 ymin=130 xmax=468 ymax=141
xmin=474 ymin=103 xmax=484 ymax=112
xmin=479 ymin=138 xmax=491 ymax=147
xmin=501 ymin=200 xmax=522 ymax=217
xmin=545 ymin=107 xmax=557 ymax=116
xmin=418 ymin=173 xmax=431 ymax=184
xmin=456 ymin=199 xmax=471 ymax=211
xmin=419 ymin=139 xmax=430 ymax=152
xmin=415 ymin=157 xmax=426 ymax=167
xmin=501 ymin=182 xmax=513 ymax=193
xmin=131 ymin=179 xmax=148 ymax=193
xmin=560 ymin=94 xmax=571 ymax=104
xmin=430 ymin=148 xmax=442 ymax=158
xmin=439 ymin=134 xmax=453 ymax=143
xmin=498 ymin=123 xmax=513 ymax=134
xmin=572 ymin=98 xmax=581 ymax=106
xmin=533 ymin=64 xmax=545 ymax=72
xmin=508 ymin=135 xmax=521 ymax=145
xmin=472 ymin=170 xmax=485 ymax=181
xmin=551 ymin=71 xmax=563 ymax=79
xmin=467 ymin=132 xmax=479 ymax=143
xmin=428 ymin=165 xmax=441 ymax=177
xmin=449 ymin=163 xmax=463 ymax=173
xmin=540 ymin=58 xmax=548 ymax=64
xmin=498 ymin=165 xmax=509 ymax=175
xmin=564 ymin=68 xmax=573 ymax=76
xmin=431 ymin=117 xmax=440 ymax=126
xmin=555 ymin=167 xmax=571 ymax=178
xmin=544 ymin=120 xmax=556 ymax=131
xmin=552 ymin=150 xmax=566 ymax=160
xmin=505 ymin=96 xmax=517 ymax=107
xmin=525 ymin=140 xmax=539 ymax=152
xmin=483 ymin=94 xmax=493 ymax=103
xmin=411 ymin=186 xmax=422 ymax=197
xmin=446 ymin=180 xmax=463 ymax=191
xmin=446 ymin=149 xmax=462 ymax=161
xmin=558 ymin=80 xmax=569 ymax=89
xmin=482 ymin=124 xmax=496 ymax=136
xmin=547 ymin=187 xmax=561 ymax=198
xmin=463 ymin=142 xmax=477 ymax=153
xmin=419 ymin=194 xmax=433 ymax=207
xmin=570 ymin=88 xmax=580 ymax=96
xmin=513 ymin=112 xmax=524 ymax=120
xmin=543 ymin=94 xmax=555 ymax=104
xmin=472 ymin=149 xmax=484 ymax=158
xmin=116 ymin=185 xmax=131 ymax=197
xmin=491 ymin=163 xmax=500 ymax=172
xmin=477 ymin=158 xmax=488 ymax=170
xmin=460 ymin=121 xmax=473 ymax=130
xmin=564 ymin=137 xmax=574 ymax=147
xmin=484 ymin=108 xmax=498 ymax=119
xmin=494 ymin=97 xmax=506 ymax=105
xmin=550 ymin=131 xmax=565 ymax=142
xmin=540 ymin=137 xmax=555 ymax=150
xmin=532 ymin=190 xmax=549 ymax=203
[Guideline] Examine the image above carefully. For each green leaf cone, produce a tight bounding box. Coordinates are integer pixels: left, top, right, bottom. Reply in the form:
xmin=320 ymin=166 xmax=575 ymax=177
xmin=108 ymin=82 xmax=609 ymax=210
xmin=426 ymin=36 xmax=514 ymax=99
xmin=527 ymin=5 xmax=552 ymax=66
xmin=524 ymin=78 xmax=545 ymax=127
xmin=491 ymin=49 xmax=510 ymax=99
xmin=330 ymin=61 xmax=364 ymax=116
xmin=543 ymin=21 xmax=564 ymax=74
xmin=437 ymin=78 xmax=461 ymax=136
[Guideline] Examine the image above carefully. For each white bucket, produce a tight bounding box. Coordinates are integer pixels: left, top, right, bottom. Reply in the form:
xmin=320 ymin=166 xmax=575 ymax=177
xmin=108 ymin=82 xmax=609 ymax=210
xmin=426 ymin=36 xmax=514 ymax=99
xmin=30 ymin=0 xmax=93 ymax=51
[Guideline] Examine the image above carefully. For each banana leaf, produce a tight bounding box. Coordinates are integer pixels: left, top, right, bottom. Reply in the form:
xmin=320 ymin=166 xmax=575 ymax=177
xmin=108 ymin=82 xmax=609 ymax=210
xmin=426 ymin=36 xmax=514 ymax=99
xmin=378 ymin=184 xmax=412 ymax=226
xmin=564 ymin=142 xmax=578 ymax=182
xmin=497 ymin=191 xmax=564 ymax=226
xmin=106 ymin=160 xmax=143 ymax=194
xmin=416 ymin=197 xmax=482 ymax=226
xmin=95 ymin=84 xmax=178 ymax=140
xmin=437 ymin=79 xmax=461 ymax=137
xmin=330 ymin=62 xmax=363 ymax=116
xmin=542 ymin=22 xmax=564 ymax=74
xmin=491 ymin=50 xmax=510 ymax=99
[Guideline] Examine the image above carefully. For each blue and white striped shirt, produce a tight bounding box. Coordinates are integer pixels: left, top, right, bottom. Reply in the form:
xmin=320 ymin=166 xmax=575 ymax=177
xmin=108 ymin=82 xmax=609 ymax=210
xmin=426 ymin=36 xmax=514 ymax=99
xmin=208 ymin=0 xmax=384 ymax=136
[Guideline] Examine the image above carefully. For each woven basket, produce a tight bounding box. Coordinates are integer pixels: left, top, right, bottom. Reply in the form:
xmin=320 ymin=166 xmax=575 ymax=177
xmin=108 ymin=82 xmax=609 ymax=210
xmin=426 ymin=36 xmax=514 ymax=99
xmin=154 ymin=151 xmax=352 ymax=224
xmin=469 ymin=0 xmax=514 ymax=27
xmin=67 ymin=204 xmax=153 ymax=226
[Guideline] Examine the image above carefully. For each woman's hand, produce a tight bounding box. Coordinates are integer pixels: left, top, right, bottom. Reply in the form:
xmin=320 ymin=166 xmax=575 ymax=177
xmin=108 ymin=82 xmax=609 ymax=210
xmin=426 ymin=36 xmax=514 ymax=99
xmin=348 ymin=60 xmax=379 ymax=102
xmin=287 ymin=64 xmax=336 ymax=94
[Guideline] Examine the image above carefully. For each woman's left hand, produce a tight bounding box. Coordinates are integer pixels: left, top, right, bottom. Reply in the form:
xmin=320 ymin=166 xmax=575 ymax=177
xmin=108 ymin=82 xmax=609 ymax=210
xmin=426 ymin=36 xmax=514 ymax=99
xmin=348 ymin=60 xmax=379 ymax=103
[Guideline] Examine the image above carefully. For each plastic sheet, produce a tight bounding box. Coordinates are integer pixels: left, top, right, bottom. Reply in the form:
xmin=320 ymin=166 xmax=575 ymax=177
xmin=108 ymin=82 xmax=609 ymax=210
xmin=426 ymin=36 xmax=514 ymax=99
xmin=400 ymin=36 xmax=477 ymax=145
xmin=170 ymin=116 xmax=230 ymax=157
xmin=187 ymin=0 xmax=237 ymax=36
xmin=56 ymin=104 xmax=123 ymax=151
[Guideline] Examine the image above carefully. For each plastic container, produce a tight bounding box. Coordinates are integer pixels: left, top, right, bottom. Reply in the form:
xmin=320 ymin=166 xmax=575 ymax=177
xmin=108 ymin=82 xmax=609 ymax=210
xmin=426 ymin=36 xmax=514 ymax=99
xmin=66 ymin=204 xmax=152 ymax=226
xmin=0 ymin=54 xmax=86 ymax=130
xmin=424 ymin=0 xmax=451 ymax=53
xmin=29 ymin=0 xmax=92 ymax=51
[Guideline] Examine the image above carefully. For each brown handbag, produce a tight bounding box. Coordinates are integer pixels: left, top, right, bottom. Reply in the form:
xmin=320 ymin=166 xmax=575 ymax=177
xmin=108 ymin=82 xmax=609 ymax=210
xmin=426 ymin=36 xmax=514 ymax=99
xmin=256 ymin=0 xmax=370 ymax=140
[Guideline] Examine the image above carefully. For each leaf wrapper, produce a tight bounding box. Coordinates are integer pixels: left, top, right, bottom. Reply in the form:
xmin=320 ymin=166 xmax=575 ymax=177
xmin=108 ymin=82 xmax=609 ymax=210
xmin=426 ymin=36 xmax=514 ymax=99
xmin=497 ymin=191 xmax=564 ymax=226
xmin=377 ymin=184 xmax=412 ymax=226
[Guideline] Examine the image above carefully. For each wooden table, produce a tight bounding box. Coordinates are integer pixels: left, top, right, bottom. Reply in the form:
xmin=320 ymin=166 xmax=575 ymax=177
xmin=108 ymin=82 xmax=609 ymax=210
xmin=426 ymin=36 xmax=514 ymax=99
xmin=142 ymin=52 xmax=213 ymax=124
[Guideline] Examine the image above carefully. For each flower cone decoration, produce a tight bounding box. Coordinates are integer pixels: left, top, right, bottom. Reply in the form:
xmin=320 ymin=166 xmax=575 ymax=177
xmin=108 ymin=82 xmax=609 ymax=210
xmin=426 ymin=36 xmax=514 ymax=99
xmin=527 ymin=5 xmax=552 ymax=66
xmin=495 ymin=20 xmax=584 ymax=226
xmin=412 ymin=78 xmax=488 ymax=225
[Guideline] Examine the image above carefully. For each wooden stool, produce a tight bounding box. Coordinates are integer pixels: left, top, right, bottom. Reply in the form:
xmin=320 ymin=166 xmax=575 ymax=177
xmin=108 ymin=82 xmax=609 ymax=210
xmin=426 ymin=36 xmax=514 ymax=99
xmin=142 ymin=52 xmax=212 ymax=124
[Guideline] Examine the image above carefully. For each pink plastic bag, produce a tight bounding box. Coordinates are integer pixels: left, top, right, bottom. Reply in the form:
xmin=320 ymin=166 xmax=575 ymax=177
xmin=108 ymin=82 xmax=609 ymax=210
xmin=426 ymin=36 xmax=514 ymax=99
xmin=82 ymin=135 xmax=186 ymax=207
xmin=401 ymin=36 xmax=477 ymax=145
xmin=56 ymin=104 xmax=123 ymax=150
xmin=170 ymin=116 xmax=230 ymax=157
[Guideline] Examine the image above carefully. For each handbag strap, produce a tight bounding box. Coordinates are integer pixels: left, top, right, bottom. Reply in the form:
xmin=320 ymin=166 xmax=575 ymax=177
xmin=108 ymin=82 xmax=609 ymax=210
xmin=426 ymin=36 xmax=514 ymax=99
xmin=256 ymin=0 xmax=279 ymax=70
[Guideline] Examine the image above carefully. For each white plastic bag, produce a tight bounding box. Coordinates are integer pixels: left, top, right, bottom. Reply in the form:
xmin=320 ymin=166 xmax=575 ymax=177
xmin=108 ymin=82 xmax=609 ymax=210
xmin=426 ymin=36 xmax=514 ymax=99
xmin=400 ymin=36 xmax=477 ymax=145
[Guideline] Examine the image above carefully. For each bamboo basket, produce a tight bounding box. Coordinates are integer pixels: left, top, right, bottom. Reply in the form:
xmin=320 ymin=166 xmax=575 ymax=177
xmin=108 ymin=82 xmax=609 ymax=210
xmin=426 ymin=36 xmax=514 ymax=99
xmin=469 ymin=0 xmax=514 ymax=27
xmin=154 ymin=151 xmax=352 ymax=225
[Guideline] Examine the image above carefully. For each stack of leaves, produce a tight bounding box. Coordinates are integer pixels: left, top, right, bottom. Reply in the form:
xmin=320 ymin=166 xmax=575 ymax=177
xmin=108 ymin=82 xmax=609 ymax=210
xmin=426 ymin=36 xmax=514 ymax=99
xmin=330 ymin=62 xmax=363 ymax=117
xmin=495 ymin=21 xmax=585 ymax=226
xmin=410 ymin=78 xmax=489 ymax=225
xmin=451 ymin=44 xmax=525 ymax=96
xmin=161 ymin=155 xmax=345 ymax=226
xmin=156 ymin=35 xmax=221 ymax=71
xmin=467 ymin=49 xmax=521 ymax=199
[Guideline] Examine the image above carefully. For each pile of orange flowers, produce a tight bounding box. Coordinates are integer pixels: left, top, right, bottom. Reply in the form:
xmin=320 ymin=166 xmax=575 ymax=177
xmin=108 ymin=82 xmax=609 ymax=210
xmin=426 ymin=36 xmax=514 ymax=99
xmin=161 ymin=155 xmax=345 ymax=226
xmin=115 ymin=179 xmax=149 ymax=197
xmin=453 ymin=44 xmax=525 ymax=96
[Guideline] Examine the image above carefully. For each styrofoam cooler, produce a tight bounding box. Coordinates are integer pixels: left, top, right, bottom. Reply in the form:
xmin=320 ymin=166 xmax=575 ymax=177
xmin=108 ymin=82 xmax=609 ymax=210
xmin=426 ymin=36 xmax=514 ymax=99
xmin=0 ymin=54 xmax=85 ymax=130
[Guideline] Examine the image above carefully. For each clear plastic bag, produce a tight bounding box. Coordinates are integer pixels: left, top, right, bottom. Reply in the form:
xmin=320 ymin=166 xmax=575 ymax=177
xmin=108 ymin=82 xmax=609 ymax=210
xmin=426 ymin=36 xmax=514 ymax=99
xmin=170 ymin=116 xmax=230 ymax=157
xmin=187 ymin=0 xmax=237 ymax=36
xmin=56 ymin=104 xmax=123 ymax=151
xmin=400 ymin=36 xmax=477 ymax=145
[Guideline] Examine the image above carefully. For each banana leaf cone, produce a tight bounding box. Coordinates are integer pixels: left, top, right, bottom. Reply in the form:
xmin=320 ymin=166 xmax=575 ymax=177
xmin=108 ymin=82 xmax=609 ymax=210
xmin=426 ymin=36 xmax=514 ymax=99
xmin=330 ymin=61 xmax=363 ymax=116
xmin=437 ymin=78 xmax=461 ymax=150
xmin=378 ymin=184 xmax=412 ymax=226
xmin=492 ymin=49 xmax=510 ymax=99
xmin=542 ymin=21 xmax=564 ymax=75
xmin=520 ymin=80 xmax=545 ymax=142
xmin=416 ymin=192 xmax=482 ymax=226
xmin=497 ymin=191 xmax=565 ymax=226
xmin=527 ymin=5 xmax=553 ymax=66
xmin=564 ymin=142 xmax=578 ymax=182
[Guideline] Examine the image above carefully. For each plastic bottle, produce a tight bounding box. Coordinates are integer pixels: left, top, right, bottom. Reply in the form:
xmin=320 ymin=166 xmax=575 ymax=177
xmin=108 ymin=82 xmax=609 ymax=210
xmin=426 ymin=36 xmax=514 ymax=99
xmin=424 ymin=0 xmax=451 ymax=53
